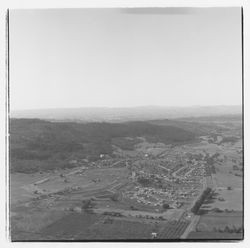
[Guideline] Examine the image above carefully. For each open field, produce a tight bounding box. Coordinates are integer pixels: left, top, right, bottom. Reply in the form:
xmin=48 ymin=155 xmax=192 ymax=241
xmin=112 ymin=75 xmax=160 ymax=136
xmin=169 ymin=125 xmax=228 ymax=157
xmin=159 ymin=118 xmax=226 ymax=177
xmin=201 ymin=188 xmax=242 ymax=211
xmin=11 ymin=207 xmax=66 ymax=241
xmin=158 ymin=219 xmax=190 ymax=239
xmin=187 ymin=231 xmax=243 ymax=240
xmin=76 ymin=217 xmax=159 ymax=240
xmin=213 ymin=172 xmax=242 ymax=188
xmin=196 ymin=212 xmax=243 ymax=232
xmin=40 ymin=213 xmax=101 ymax=240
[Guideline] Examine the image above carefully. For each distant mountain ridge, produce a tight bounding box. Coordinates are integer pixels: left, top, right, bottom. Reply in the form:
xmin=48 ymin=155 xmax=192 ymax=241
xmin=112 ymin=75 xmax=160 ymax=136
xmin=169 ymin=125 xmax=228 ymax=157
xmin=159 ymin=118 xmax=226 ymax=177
xmin=11 ymin=106 xmax=242 ymax=122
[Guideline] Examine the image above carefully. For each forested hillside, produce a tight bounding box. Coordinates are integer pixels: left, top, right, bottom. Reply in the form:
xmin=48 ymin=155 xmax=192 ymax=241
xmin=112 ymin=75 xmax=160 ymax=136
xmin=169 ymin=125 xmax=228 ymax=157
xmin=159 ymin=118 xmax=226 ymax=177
xmin=10 ymin=118 xmax=195 ymax=173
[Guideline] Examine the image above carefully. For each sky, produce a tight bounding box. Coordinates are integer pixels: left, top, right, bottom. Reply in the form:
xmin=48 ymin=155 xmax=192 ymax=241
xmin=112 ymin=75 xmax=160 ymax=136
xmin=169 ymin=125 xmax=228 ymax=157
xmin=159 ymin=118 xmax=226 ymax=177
xmin=9 ymin=8 xmax=242 ymax=110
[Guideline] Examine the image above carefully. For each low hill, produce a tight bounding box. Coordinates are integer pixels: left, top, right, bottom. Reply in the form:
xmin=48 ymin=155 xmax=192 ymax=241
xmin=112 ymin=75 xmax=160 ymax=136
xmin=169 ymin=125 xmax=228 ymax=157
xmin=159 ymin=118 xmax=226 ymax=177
xmin=10 ymin=118 xmax=195 ymax=173
xmin=148 ymin=115 xmax=242 ymax=135
xmin=176 ymin=114 xmax=242 ymax=122
xmin=149 ymin=119 xmax=214 ymax=135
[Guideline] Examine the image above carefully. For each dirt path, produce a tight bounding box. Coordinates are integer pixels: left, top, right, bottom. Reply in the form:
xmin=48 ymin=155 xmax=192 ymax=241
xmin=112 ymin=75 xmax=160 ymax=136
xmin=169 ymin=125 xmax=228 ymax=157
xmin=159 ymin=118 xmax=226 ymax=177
xmin=172 ymin=165 xmax=189 ymax=178
xmin=157 ymin=164 xmax=170 ymax=172
xmin=184 ymin=167 xmax=196 ymax=177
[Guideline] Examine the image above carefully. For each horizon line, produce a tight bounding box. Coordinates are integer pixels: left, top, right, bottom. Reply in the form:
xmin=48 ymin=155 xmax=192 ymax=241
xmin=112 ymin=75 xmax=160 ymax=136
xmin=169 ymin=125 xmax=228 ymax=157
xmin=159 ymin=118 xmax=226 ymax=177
xmin=10 ymin=104 xmax=242 ymax=112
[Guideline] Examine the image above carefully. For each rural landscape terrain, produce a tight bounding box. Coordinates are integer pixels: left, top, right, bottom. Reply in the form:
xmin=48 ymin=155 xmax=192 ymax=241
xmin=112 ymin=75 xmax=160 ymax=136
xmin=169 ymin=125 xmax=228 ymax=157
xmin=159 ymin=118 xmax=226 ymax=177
xmin=9 ymin=108 xmax=243 ymax=241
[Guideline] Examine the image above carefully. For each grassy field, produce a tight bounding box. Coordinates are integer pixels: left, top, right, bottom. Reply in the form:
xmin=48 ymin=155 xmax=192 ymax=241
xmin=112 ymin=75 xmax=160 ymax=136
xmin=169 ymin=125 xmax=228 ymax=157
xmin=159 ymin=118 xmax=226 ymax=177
xmin=40 ymin=213 xmax=101 ymax=240
xmin=214 ymin=172 xmax=242 ymax=188
xmin=187 ymin=231 xmax=243 ymax=240
xmin=196 ymin=212 xmax=243 ymax=232
xmin=10 ymin=166 xmax=131 ymax=241
xmin=10 ymin=167 xmax=128 ymax=202
xmin=202 ymin=188 xmax=243 ymax=211
xmin=11 ymin=207 xmax=66 ymax=241
xmin=76 ymin=217 xmax=158 ymax=240
xmin=37 ymin=213 xmax=159 ymax=240
xmin=10 ymin=172 xmax=53 ymax=204
xmin=135 ymin=141 xmax=167 ymax=157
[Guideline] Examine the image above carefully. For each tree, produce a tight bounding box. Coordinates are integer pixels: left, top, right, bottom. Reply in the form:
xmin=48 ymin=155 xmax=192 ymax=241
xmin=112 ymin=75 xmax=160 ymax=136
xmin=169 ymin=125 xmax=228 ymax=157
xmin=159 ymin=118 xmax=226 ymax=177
xmin=110 ymin=193 xmax=119 ymax=202
xmin=191 ymin=187 xmax=212 ymax=214
xmin=82 ymin=199 xmax=92 ymax=210
xmin=130 ymin=205 xmax=138 ymax=210
xmin=162 ymin=203 xmax=170 ymax=210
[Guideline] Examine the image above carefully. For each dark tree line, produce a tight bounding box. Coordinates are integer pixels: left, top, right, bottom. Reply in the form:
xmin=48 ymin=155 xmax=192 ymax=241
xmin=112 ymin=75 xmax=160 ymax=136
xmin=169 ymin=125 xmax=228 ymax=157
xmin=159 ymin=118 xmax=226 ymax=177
xmin=191 ymin=187 xmax=212 ymax=214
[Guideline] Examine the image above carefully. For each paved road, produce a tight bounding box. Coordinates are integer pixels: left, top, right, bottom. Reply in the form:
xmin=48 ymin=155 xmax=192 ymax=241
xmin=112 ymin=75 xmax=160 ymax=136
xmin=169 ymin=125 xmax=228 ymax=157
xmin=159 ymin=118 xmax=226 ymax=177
xmin=180 ymin=215 xmax=200 ymax=239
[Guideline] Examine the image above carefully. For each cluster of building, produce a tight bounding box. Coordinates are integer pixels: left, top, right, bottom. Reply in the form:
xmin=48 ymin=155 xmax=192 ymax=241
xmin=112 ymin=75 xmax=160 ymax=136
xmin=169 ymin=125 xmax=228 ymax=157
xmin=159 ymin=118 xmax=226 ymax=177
xmin=122 ymin=150 xmax=210 ymax=209
xmin=124 ymin=186 xmax=181 ymax=208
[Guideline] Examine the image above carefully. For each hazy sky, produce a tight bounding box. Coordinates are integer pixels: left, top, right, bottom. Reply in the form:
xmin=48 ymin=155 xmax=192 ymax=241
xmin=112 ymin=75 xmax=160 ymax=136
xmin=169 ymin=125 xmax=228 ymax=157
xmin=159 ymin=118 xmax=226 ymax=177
xmin=9 ymin=8 xmax=242 ymax=110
